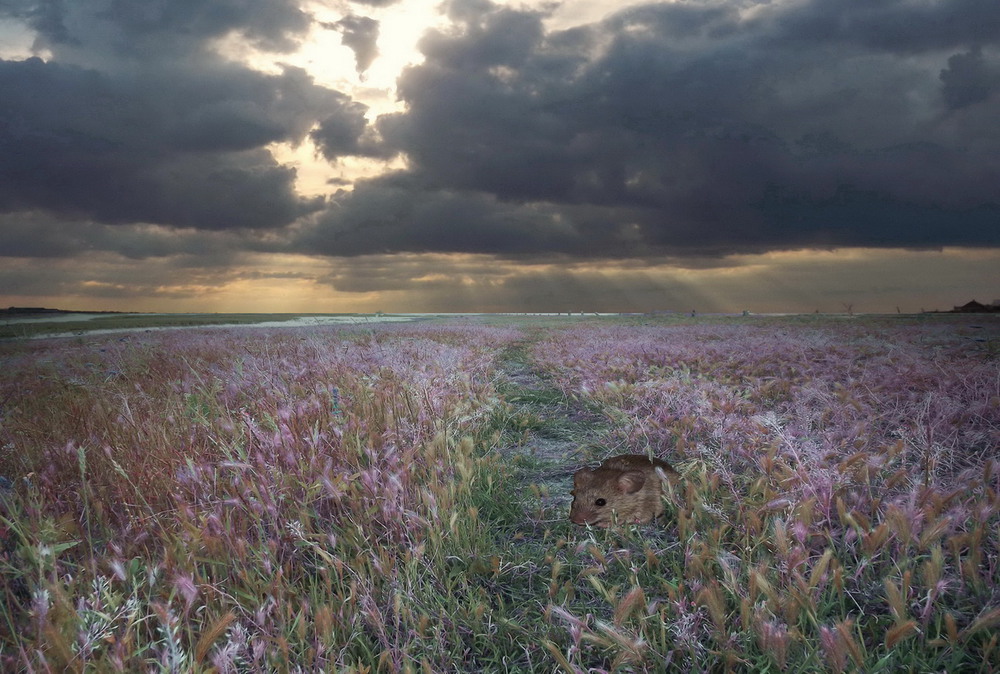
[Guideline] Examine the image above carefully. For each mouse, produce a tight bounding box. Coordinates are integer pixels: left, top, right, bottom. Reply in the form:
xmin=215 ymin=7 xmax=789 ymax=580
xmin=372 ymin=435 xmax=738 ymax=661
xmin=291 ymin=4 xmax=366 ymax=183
xmin=569 ymin=454 xmax=680 ymax=527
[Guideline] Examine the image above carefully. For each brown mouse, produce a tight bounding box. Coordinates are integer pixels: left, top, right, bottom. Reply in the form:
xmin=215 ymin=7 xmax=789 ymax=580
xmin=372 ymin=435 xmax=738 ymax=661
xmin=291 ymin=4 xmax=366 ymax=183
xmin=569 ymin=454 xmax=679 ymax=527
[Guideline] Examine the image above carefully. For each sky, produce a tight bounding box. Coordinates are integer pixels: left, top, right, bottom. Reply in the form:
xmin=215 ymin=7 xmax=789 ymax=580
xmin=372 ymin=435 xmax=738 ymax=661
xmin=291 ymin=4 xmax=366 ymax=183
xmin=0 ymin=0 xmax=998 ymax=315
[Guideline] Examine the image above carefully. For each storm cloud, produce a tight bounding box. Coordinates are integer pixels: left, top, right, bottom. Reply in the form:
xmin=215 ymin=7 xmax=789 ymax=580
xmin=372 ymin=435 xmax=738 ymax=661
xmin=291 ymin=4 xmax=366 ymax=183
xmin=0 ymin=0 xmax=998 ymax=312
xmin=329 ymin=15 xmax=380 ymax=75
xmin=302 ymin=0 xmax=1000 ymax=259
xmin=3 ymin=0 xmax=311 ymax=58
xmin=0 ymin=0 xmax=371 ymax=231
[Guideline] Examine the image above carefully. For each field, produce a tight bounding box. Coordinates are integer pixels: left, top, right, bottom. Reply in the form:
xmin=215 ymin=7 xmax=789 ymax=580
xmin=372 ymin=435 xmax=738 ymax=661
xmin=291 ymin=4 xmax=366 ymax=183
xmin=0 ymin=315 xmax=997 ymax=672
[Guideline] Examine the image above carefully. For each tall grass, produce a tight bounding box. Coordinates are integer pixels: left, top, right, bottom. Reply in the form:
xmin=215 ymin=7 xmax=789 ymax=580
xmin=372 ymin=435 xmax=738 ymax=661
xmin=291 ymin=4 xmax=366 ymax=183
xmin=532 ymin=317 xmax=999 ymax=671
xmin=0 ymin=324 xmax=526 ymax=671
xmin=1 ymin=316 xmax=997 ymax=672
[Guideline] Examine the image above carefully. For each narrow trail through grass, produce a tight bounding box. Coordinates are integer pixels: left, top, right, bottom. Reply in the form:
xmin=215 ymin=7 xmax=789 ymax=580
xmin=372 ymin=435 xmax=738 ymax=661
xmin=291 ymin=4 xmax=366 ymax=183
xmin=467 ymin=333 xmax=709 ymax=672
xmin=490 ymin=334 xmax=611 ymax=520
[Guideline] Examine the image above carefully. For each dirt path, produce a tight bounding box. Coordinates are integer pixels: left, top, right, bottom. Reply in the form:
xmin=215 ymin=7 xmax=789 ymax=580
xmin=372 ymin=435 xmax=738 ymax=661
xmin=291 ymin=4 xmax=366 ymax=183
xmin=493 ymin=338 xmax=608 ymax=519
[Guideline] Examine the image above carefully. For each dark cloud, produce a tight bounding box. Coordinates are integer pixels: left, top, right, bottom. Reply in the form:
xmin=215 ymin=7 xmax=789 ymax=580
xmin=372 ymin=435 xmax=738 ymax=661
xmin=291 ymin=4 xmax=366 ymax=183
xmin=760 ymin=0 xmax=1000 ymax=54
xmin=0 ymin=0 xmax=378 ymax=232
xmin=310 ymin=95 xmax=388 ymax=159
xmin=0 ymin=57 xmax=340 ymax=228
xmin=297 ymin=175 xmax=583 ymax=256
xmin=2 ymin=0 xmax=310 ymax=58
xmin=0 ymin=211 xmax=266 ymax=263
xmin=328 ymin=15 xmax=380 ymax=75
xmin=301 ymin=0 xmax=1000 ymax=259
xmin=2 ymin=0 xmax=999 ymax=274
xmin=0 ymin=254 xmax=216 ymax=301
xmin=940 ymin=47 xmax=1000 ymax=110
xmin=102 ymin=0 xmax=311 ymax=53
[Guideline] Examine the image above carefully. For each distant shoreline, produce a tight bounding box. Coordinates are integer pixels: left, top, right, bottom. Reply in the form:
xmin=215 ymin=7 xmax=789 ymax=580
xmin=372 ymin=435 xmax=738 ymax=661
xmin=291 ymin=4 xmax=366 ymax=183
xmin=0 ymin=307 xmax=125 ymax=317
xmin=0 ymin=312 xmax=424 ymax=340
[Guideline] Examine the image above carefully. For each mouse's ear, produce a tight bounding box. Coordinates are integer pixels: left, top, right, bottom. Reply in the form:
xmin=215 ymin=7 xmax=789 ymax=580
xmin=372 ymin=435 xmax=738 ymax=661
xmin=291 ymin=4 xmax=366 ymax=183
xmin=617 ymin=470 xmax=646 ymax=493
xmin=574 ymin=468 xmax=595 ymax=488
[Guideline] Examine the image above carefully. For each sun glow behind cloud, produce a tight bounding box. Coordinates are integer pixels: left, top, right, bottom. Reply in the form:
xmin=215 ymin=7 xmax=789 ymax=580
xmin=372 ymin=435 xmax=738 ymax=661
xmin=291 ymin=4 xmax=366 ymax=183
xmin=1 ymin=0 xmax=997 ymax=315
xmin=211 ymin=0 xmax=443 ymax=114
xmin=5 ymin=247 xmax=995 ymax=315
xmin=209 ymin=0 xmax=441 ymax=198
xmin=296 ymin=248 xmax=999 ymax=315
xmin=0 ymin=19 xmax=38 ymax=60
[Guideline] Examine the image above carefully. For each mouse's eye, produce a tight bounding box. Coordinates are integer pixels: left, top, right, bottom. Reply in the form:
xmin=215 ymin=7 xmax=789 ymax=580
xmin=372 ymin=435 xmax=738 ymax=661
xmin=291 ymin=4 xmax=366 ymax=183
xmin=595 ymin=498 xmax=607 ymax=507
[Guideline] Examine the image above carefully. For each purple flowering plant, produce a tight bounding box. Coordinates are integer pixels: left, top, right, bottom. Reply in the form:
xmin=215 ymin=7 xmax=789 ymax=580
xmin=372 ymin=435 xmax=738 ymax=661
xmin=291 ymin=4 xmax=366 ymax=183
xmin=0 ymin=315 xmax=996 ymax=671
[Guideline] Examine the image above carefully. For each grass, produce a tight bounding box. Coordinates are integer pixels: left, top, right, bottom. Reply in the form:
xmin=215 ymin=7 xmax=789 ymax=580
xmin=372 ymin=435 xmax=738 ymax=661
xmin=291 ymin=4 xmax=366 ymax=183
xmin=0 ymin=315 xmax=997 ymax=671
xmin=530 ymin=316 xmax=1000 ymax=672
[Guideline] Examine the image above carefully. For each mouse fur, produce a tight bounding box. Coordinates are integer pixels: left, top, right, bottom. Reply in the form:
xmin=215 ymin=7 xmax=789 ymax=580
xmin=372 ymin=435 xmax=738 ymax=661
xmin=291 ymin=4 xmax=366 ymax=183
xmin=569 ymin=454 xmax=679 ymax=527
